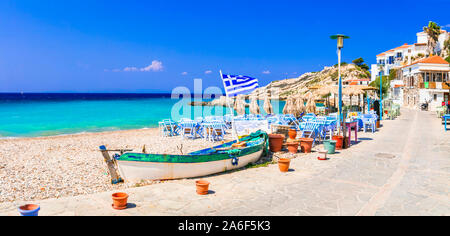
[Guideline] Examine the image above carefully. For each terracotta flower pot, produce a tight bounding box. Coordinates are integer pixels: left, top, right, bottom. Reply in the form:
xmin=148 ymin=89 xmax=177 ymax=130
xmin=286 ymin=142 xmax=299 ymax=154
xmin=18 ymin=204 xmax=40 ymax=216
xmin=288 ymin=129 xmax=297 ymax=140
xmin=318 ymin=151 xmax=328 ymax=160
xmin=112 ymin=192 xmax=129 ymax=210
xmin=332 ymin=136 xmax=344 ymax=150
xmin=300 ymin=138 xmax=314 ymax=153
xmin=269 ymin=134 xmax=285 ymax=153
xmin=278 ymin=158 xmax=291 ymax=172
xmin=376 ymin=120 xmax=380 ymax=128
xmin=196 ymin=180 xmax=210 ymax=195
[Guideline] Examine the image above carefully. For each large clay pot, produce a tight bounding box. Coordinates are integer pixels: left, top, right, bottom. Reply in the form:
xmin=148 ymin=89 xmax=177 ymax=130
xmin=18 ymin=204 xmax=40 ymax=216
xmin=286 ymin=142 xmax=299 ymax=154
xmin=196 ymin=180 xmax=210 ymax=195
xmin=269 ymin=134 xmax=285 ymax=153
xmin=332 ymin=136 xmax=344 ymax=150
xmin=300 ymin=138 xmax=314 ymax=153
xmin=278 ymin=158 xmax=291 ymax=172
xmin=112 ymin=192 xmax=129 ymax=210
xmin=323 ymin=140 xmax=337 ymax=154
xmin=288 ymin=129 xmax=297 ymax=140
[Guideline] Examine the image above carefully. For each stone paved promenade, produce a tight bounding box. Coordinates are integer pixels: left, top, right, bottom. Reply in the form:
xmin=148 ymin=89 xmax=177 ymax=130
xmin=1 ymin=108 xmax=449 ymax=216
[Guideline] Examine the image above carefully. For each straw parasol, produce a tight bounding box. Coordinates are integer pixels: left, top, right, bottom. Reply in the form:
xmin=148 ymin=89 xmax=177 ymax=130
xmin=343 ymin=87 xmax=365 ymax=109
xmin=234 ymin=95 xmax=247 ymax=115
xmin=305 ymin=92 xmax=316 ymax=114
xmin=314 ymin=86 xmax=338 ymax=111
xmin=283 ymin=96 xmax=296 ymax=115
xmin=249 ymin=95 xmax=261 ymax=115
xmin=295 ymin=94 xmax=306 ymax=116
xmin=263 ymin=95 xmax=274 ymax=115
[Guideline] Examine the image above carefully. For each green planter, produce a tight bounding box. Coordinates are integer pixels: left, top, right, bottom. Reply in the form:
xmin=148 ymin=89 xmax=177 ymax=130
xmin=323 ymin=140 xmax=337 ymax=154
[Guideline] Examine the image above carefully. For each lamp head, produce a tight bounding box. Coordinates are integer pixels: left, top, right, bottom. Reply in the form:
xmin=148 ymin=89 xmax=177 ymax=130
xmin=331 ymin=34 xmax=350 ymax=49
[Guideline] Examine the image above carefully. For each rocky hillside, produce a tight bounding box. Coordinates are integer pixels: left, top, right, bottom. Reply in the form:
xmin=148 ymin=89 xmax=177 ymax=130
xmin=251 ymin=64 xmax=371 ymax=100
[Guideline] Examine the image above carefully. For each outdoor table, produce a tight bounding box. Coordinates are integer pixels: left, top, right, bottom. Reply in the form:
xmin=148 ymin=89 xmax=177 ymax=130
xmin=345 ymin=121 xmax=358 ymax=146
xmin=444 ymin=114 xmax=450 ymax=131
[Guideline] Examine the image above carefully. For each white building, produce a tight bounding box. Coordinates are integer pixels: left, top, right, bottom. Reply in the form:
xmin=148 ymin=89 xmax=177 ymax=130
xmin=400 ymin=56 xmax=449 ymax=111
xmin=371 ymin=30 xmax=449 ymax=81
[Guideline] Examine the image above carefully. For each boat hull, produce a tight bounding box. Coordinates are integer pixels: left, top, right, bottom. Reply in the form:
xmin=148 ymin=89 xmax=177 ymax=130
xmin=117 ymin=149 xmax=263 ymax=181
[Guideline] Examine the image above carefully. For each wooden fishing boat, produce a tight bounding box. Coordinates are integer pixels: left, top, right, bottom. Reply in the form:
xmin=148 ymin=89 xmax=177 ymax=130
xmin=101 ymin=131 xmax=269 ymax=182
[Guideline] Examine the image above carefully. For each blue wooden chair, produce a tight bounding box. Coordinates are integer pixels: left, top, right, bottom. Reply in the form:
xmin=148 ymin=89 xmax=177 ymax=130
xmin=179 ymin=121 xmax=198 ymax=139
xmin=300 ymin=122 xmax=319 ymax=145
xmin=361 ymin=114 xmax=377 ymax=133
xmin=159 ymin=119 xmax=178 ymax=137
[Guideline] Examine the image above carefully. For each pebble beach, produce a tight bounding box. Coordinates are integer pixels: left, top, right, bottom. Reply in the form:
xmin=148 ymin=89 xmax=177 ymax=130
xmin=0 ymin=128 xmax=219 ymax=203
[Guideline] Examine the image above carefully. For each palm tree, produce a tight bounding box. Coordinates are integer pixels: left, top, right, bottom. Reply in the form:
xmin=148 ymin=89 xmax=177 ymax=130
xmin=423 ymin=21 xmax=442 ymax=56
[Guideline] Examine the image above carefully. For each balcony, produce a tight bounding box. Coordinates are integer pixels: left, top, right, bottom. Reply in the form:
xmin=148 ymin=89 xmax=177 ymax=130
xmin=419 ymin=82 xmax=450 ymax=89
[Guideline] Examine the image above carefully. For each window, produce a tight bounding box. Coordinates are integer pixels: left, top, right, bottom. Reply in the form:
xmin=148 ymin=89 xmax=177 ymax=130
xmin=436 ymin=73 xmax=442 ymax=82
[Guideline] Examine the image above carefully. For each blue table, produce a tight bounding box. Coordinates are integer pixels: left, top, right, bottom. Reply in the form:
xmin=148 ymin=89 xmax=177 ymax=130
xmin=444 ymin=114 xmax=450 ymax=131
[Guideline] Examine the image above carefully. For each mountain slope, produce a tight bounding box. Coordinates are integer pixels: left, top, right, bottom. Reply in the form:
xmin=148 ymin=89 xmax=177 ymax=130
xmin=251 ymin=64 xmax=371 ymax=100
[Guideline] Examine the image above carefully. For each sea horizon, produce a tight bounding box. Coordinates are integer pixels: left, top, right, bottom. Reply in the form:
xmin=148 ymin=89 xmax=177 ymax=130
xmin=0 ymin=92 xmax=285 ymax=138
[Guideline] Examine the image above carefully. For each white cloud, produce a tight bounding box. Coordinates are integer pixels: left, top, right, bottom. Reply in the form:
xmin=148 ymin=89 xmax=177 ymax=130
xmin=124 ymin=67 xmax=139 ymax=72
xmin=443 ymin=24 xmax=450 ymax=28
xmin=181 ymin=72 xmax=188 ymax=75
xmin=262 ymin=70 xmax=271 ymax=74
xmin=119 ymin=60 xmax=164 ymax=72
xmin=140 ymin=60 xmax=163 ymax=72
xmin=205 ymin=70 xmax=213 ymax=74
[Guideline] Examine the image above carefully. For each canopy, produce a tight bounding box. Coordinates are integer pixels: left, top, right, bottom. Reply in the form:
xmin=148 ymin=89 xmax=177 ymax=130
xmin=263 ymin=96 xmax=274 ymax=115
xmin=234 ymin=95 xmax=247 ymax=116
xmin=249 ymin=95 xmax=261 ymax=115
xmin=283 ymin=96 xmax=296 ymax=115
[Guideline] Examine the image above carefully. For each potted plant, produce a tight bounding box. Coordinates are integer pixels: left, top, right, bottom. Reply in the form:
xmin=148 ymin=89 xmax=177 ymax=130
xmin=112 ymin=192 xmax=129 ymax=210
xmin=278 ymin=158 xmax=291 ymax=172
xmin=196 ymin=180 xmax=210 ymax=195
xmin=318 ymin=150 xmax=328 ymax=160
xmin=269 ymin=134 xmax=285 ymax=152
xmin=332 ymin=136 xmax=344 ymax=150
xmin=323 ymin=140 xmax=337 ymax=154
xmin=299 ymin=138 xmax=314 ymax=153
xmin=286 ymin=142 xmax=299 ymax=154
xmin=288 ymin=129 xmax=297 ymax=140
xmin=18 ymin=204 xmax=40 ymax=216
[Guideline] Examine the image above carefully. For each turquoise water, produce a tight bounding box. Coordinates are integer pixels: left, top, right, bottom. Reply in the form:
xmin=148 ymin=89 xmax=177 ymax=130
xmin=0 ymin=94 xmax=285 ymax=138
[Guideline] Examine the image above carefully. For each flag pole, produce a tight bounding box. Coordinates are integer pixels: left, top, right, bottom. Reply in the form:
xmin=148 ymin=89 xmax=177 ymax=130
xmin=220 ymin=70 xmax=240 ymax=143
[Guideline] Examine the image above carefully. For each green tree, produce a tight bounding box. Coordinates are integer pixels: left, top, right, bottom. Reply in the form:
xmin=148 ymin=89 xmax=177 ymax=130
xmin=369 ymin=76 xmax=391 ymax=97
xmin=352 ymin=57 xmax=370 ymax=71
xmin=423 ymin=21 xmax=442 ymax=56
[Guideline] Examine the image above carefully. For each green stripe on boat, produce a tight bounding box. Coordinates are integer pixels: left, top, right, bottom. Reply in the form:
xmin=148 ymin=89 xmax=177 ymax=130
xmin=118 ymin=130 xmax=269 ymax=164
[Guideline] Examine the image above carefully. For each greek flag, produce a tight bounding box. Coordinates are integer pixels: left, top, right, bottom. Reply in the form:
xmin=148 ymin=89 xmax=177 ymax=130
xmin=221 ymin=74 xmax=259 ymax=97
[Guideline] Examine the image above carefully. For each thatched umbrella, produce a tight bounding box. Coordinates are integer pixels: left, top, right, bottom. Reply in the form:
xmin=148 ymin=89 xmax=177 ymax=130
xmin=263 ymin=95 xmax=274 ymax=115
xmin=343 ymin=87 xmax=365 ymax=111
xmin=295 ymin=94 xmax=306 ymax=116
xmin=305 ymin=92 xmax=316 ymax=114
xmin=249 ymin=95 xmax=261 ymax=115
xmin=234 ymin=95 xmax=247 ymax=115
xmin=283 ymin=96 xmax=296 ymax=115
xmin=314 ymin=86 xmax=338 ymax=113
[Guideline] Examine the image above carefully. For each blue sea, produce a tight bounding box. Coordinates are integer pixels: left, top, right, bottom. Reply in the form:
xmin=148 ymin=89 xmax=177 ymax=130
xmin=0 ymin=93 xmax=285 ymax=138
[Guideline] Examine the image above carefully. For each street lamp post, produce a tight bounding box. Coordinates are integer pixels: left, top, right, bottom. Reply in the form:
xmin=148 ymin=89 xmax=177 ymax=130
xmin=379 ymin=71 xmax=383 ymax=121
xmin=331 ymin=34 xmax=350 ymax=135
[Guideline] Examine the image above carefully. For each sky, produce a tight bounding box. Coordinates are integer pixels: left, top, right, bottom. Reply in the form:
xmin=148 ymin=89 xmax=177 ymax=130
xmin=0 ymin=0 xmax=449 ymax=93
